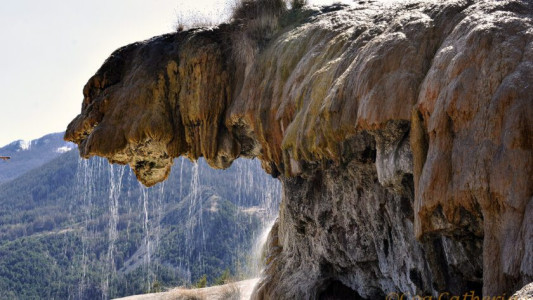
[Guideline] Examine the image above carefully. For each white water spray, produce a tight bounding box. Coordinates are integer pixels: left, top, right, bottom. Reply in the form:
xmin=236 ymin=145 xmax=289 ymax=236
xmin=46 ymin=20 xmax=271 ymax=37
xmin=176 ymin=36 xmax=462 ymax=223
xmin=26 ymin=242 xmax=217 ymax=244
xmin=105 ymin=165 xmax=125 ymax=290
xmin=184 ymin=161 xmax=206 ymax=283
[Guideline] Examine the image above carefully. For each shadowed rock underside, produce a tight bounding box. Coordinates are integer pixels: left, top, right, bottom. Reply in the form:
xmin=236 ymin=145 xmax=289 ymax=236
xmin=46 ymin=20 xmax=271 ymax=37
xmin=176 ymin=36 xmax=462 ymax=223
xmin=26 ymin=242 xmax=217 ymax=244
xmin=66 ymin=0 xmax=532 ymax=298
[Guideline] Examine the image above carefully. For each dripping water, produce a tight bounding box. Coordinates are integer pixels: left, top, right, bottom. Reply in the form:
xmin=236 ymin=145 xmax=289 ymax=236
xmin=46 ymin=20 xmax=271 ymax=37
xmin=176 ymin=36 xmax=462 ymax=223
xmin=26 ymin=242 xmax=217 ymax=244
xmin=184 ymin=161 xmax=205 ymax=283
xmin=104 ymin=164 xmax=125 ymax=297
xmin=75 ymin=157 xmax=90 ymax=300
xmin=179 ymin=157 xmax=184 ymax=201
xmin=225 ymin=159 xmax=282 ymax=278
xmin=75 ymin=156 xmax=109 ymax=299
xmin=71 ymin=155 xmax=280 ymax=298
xmin=152 ymin=182 xmax=165 ymax=285
xmin=138 ymin=184 xmax=152 ymax=291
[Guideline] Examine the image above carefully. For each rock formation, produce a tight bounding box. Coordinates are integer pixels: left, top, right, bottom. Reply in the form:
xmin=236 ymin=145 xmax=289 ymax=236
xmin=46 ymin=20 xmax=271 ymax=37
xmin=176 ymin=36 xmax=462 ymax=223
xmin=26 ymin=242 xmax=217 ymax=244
xmin=512 ymin=282 xmax=533 ymax=299
xmin=66 ymin=0 xmax=532 ymax=298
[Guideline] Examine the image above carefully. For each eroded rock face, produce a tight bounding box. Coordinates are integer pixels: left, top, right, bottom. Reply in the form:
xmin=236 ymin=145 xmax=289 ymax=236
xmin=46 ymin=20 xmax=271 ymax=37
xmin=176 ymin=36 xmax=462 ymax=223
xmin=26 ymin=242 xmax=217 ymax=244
xmin=255 ymin=131 xmax=483 ymax=298
xmin=66 ymin=0 xmax=532 ymax=298
xmin=65 ymin=28 xmax=235 ymax=186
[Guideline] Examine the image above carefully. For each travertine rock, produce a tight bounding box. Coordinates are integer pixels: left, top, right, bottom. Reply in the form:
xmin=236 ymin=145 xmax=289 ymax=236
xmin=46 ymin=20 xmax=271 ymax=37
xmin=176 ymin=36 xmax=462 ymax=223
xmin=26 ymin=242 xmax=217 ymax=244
xmin=66 ymin=28 xmax=235 ymax=186
xmin=66 ymin=0 xmax=532 ymax=298
xmin=512 ymin=282 xmax=533 ymax=300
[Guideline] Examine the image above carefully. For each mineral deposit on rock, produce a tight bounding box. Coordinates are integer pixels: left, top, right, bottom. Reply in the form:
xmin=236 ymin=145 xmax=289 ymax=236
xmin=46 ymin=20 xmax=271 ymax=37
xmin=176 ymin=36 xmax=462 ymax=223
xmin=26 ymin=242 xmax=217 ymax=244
xmin=66 ymin=0 xmax=532 ymax=298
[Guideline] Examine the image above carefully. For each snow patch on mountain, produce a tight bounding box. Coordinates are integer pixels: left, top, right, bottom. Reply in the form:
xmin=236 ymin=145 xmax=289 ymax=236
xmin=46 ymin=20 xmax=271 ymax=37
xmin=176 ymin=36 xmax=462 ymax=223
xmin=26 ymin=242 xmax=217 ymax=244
xmin=18 ymin=140 xmax=31 ymax=151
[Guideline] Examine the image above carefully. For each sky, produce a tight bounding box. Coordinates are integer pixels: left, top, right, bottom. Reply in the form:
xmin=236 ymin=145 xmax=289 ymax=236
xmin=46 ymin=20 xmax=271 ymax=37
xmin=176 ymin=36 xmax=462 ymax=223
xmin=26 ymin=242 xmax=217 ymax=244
xmin=0 ymin=0 xmax=375 ymax=147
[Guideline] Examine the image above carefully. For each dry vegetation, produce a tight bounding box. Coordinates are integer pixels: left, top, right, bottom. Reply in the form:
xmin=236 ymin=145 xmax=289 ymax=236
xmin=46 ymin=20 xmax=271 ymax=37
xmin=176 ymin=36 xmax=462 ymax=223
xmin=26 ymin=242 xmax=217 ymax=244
xmin=219 ymin=282 xmax=241 ymax=300
xmin=173 ymin=0 xmax=307 ymax=69
xmin=230 ymin=0 xmax=287 ymax=68
xmin=174 ymin=11 xmax=218 ymax=32
xmin=164 ymin=283 xmax=240 ymax=300
xmin=167 ymin=288 xmax=206 ymax=300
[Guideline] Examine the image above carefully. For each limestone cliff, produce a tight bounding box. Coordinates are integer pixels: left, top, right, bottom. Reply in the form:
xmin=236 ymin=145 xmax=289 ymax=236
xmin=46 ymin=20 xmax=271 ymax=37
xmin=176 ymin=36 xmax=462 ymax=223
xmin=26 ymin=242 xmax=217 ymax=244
xmin=66 ymin=0 xmax=532 ymax=298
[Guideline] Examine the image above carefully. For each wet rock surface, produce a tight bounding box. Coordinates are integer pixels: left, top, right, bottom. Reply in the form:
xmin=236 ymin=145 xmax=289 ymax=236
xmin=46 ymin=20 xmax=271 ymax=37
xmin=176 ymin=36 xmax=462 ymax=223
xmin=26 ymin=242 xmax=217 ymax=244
xmin=66 ymin=0 xmax=532 ymax=298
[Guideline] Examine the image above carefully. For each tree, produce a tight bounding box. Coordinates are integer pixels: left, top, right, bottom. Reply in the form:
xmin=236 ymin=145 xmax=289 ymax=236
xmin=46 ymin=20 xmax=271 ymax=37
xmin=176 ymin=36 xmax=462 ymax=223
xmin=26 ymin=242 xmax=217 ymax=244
xmin=214 ymin=269 xmax=231 ymax=285
xmin=195 ymin=275 xmax=207 ymax=288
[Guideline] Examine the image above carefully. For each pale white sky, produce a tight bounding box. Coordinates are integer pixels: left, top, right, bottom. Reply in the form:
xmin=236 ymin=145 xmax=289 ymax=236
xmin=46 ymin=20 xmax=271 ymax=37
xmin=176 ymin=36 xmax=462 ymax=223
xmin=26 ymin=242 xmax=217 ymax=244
xmin=0 ymin=0 xmax=384 ymax=147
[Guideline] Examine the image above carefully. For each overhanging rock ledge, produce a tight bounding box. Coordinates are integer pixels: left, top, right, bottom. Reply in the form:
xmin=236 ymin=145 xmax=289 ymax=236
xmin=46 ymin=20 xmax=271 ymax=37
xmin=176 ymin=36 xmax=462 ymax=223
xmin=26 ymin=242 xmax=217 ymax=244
xmin=66 ymin=0 xmax=532 ymax=298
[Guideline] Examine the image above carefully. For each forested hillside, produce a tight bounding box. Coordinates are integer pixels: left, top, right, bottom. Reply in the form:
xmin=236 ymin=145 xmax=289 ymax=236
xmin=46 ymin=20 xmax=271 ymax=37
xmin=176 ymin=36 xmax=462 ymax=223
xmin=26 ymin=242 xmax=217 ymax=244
xmin=0 ymin=136 xmax=280 ymax=299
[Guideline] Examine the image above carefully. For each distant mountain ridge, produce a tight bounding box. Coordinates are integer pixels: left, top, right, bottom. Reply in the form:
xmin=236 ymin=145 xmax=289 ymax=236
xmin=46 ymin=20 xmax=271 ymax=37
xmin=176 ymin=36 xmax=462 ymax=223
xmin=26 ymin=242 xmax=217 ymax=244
xmin=0 ymin=132 xmax=75 ymax=183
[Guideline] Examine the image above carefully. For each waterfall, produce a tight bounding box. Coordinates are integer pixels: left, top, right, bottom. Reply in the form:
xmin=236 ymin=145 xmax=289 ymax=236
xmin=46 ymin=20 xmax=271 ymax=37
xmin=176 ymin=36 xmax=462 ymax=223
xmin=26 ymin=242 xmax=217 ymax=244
xmin=250 ymin=165 xmax=281 ymax=277
xmin=75 ymin=156 xmax=109 ymax=299
xmin=249 ymin=219 xmax=277 ymax=277
xmin=75 ymin=157 xmax=90 ymax=300
xmin=104 ymin=164 xmax=125 ymax=296
xmin=227 ymin=159 xmax=282 ymax=278
xmin=152 ymin=182 xmax=165 ymax=283
xmin=70 ymin=155 xmax=280 ymax=298
xmin=139 ymin=184 xmax=152 ymax=291
xmin=136 ymin=178 xmax=167 ymax=292
xmin=184 ymin=161 xmax=205 ymax=283
xmin=179 ymin=157 xmax=184 ymax=201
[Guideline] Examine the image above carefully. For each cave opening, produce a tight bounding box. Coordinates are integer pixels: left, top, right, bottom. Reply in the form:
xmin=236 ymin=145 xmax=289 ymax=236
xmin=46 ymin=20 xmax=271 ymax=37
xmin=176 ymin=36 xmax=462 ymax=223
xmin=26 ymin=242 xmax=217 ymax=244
xmin=318 ymin=280 xmax=365 ymax=300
